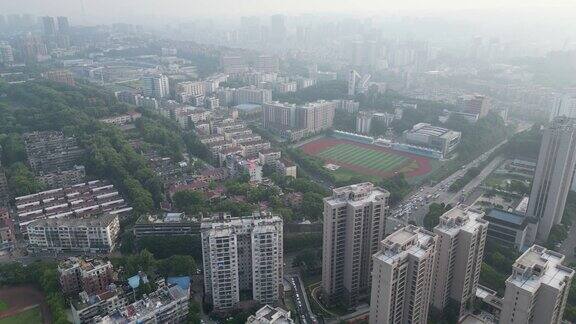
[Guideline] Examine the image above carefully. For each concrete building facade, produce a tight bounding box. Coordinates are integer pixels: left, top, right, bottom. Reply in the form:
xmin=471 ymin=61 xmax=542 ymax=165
xmin=500 ymin=245 xmax=574 ymax=324
xmin=27 ymin=214 xmax=120 ymax=253
xmin=431 ymin=206 xmax=488 ymax=316
xmin=142 ymin=74 xmax=170 ymax=99
xmin=369 ymin=225 xmax=438 ymax=324
xmin=527 ymin=117 xmax=576 ymax=242
xmin=322 ymin=183 xmax=390 ymax=307
xmin=58 ymin=257 xmax=115 ymax=296
xmin=404 ymin=123 xmax=461 ymax=157
xmin=201 ymin=212 xmax=283 ymax=310
xmin=263 ymin=100 xmax=336 ymax=140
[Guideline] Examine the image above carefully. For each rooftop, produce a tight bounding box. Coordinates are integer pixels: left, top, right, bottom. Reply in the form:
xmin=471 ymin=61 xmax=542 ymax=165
xmin=377 ymin=225 xmax=437 ymax=263
xmin=485 ymin=208 xmax=528 ymax=228
xmin=408 ymin=122 xmax=460 ymax=138
xmin=247 ymin=305 xmax=293 ymax=324
xmin=508 ymin=245 xmax=574 ymax=293
xmin=136 ymin=212 xmax=197 ymax=224
xmin=58 ymin=256 xmax=112 ymax=273
xmin=102 ymin=284 xmax=188 ymax=323
xmin=327 ymin=182 xmax=389 ymax=206
xmin=29 ymin=213 xmax=117 ymax=228
xmin=435 ymin=205 xmax=487 ymax=235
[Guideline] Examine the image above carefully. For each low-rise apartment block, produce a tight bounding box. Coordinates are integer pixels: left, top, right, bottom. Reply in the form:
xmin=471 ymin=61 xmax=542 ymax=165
xmin=71 ymin=285 xmax=134 ymax=324
xmin=0 ymin=208 xmax=15 ymax=249
xmin=15 ymin=180 xmax=132 ymax=233
xmin=133 ymin=212 xmax=200 ymax=238
xmin=99 ymin=111 xmax=142 ymax=127
xmin=99 ymin=283 xmax=189 ymax=323
xmin=23 ymin=131 xmax=84 ymax=174
xmin=247 ymin=305 xmax=294 ymax=324
xmin=38 ymin=165 xmax=86 ymax=189
xmin=58 ymin=257 xmax=116 ymax=296
xmin=27 ymin=214 xmax=120 ymax=253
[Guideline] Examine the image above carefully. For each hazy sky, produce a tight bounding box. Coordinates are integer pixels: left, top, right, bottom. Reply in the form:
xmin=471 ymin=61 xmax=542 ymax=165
xmin=2 ymin=0 xmax=576 ymax=18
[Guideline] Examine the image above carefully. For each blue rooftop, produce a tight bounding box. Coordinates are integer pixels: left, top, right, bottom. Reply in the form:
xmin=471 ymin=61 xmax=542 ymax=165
xmin=127 ymin=273 xmax=148 ymax=289
xmin=486 ymin=209 xmax=527 ymax=226
xmin=167 ymin=276 xmax=191 ymax=291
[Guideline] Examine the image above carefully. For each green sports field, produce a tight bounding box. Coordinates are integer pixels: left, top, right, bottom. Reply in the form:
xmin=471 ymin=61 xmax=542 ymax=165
xmin=316 ymin=143 xmax=409 ymax=172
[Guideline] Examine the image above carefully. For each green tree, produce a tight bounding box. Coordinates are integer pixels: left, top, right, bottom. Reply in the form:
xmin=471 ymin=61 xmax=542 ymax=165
xmin=136 ymin=235 xmax=202 ymax=260
xmin=423 ymin=203 xmax=452 ymax=230
xmin=188 ymin=300 xmax=202 ymax=324
xmin=157 ymin=255 xmax=197 ymax=277
xmin=0 ymin=133 xmax=27 ymax=165
xmin=301 ymin=192 xmax=324 ymax=221
xmin=172 ymin=190 xmax=206 ymax=214
xmin=6 ymin=162 xmax=44 ymax=196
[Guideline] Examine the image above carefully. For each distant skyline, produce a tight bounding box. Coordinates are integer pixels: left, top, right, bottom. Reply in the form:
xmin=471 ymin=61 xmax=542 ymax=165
xmin=1 ymin=0 xmax=576 ymax=19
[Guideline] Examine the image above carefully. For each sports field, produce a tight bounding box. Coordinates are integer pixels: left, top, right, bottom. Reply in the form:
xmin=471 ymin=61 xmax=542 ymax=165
xmin=317 ymin=143 xmax=409 ymax=173
xmin=301 ymin=137 xmax=432 ymax=179
xmin=0 ymin=286 xmax=50 ymax=324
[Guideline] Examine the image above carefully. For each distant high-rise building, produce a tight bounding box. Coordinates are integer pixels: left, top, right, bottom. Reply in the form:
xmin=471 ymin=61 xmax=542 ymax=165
xmin=240 ymin=16 xmax=262 ymax=43
xmin=432 ymin=206 xmax=488 ymax=317
xmin=356 ymin=112 xmax=372 ymax=134
xmin=201 ymin=212 xmax=283 ymax=310
xmin=369 ymin=225 xmax=437 ymax=324
xmin=262 ymin=100 xmax=336 ymax=141
xmin=42 ymin=16 xmax=56 ymax=36
xmin=234 ymin=86 xmax=272 ymax=105
xmin=270 ymin=14 xmax=287 ymax=42
xmin=0 ymin=42 xmax=14 ymax=64
xmin=16 ymin=34 xmax=48 ymax=62
xmin=500 ymin=245 xmax=574 ymax=324
xmin=255 ymin=55 xmax=279 ymax=73
xmin=56 ymin=16 xmax=70 ymax=34
xmin=322 ymin=182 xmax=390 ymax=307
xmin=43 ymin=70 xmax=76 ymax=87
xmin=527 ymin=117 xmax=576 ymax=241
xmin=348 ymin=70 xmax=371 ymax=96
xmin=550 ymin=94 xmax=576 ymax=121
xmin=142 ymin=75 xmax=170 ymax=99
xmin=221 ymin=55 xmax=248 ymax=74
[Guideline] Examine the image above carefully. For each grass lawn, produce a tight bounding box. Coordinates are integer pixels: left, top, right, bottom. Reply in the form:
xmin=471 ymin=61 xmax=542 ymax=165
xmin=0 ymin=307 xmax=41 ymax=324
xmin=0 ymin=301 xmax=7 ymax=312
xmin=317 ymin=143 xmax=409 ymax=172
